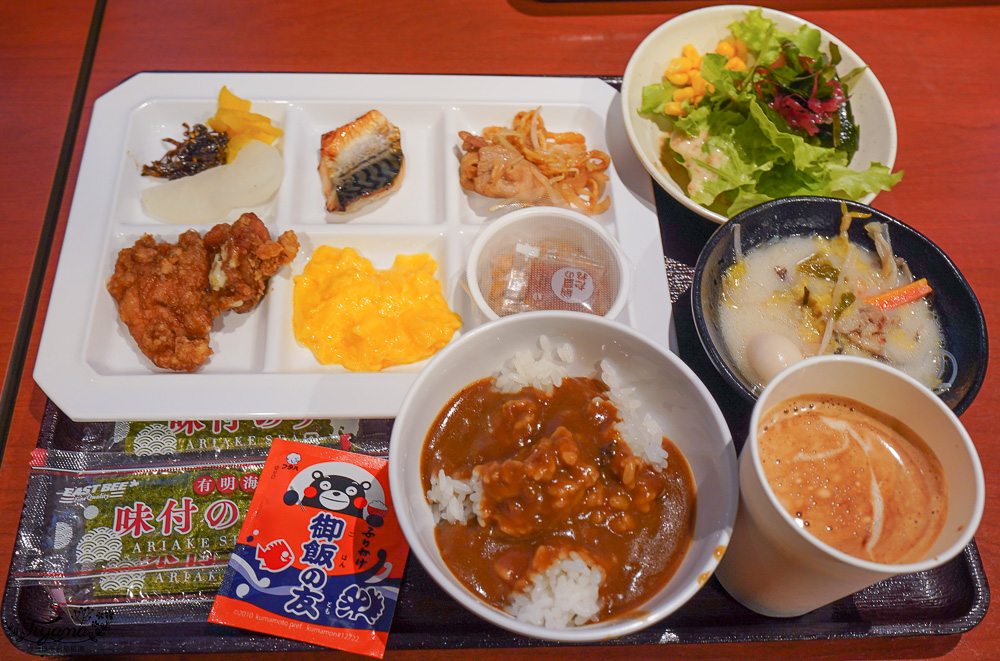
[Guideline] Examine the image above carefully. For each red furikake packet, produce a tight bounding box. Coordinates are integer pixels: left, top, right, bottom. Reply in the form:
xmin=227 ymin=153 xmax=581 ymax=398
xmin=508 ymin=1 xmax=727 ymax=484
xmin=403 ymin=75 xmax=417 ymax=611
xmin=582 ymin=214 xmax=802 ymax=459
xmin=209 ymin=438 xmax=409 ymax=658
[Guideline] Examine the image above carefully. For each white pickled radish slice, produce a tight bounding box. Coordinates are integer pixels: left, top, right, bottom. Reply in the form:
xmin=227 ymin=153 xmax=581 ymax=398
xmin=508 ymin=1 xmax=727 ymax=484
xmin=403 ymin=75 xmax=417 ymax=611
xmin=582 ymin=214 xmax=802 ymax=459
xmin=140 ymin=139 xmax=283 ymax=224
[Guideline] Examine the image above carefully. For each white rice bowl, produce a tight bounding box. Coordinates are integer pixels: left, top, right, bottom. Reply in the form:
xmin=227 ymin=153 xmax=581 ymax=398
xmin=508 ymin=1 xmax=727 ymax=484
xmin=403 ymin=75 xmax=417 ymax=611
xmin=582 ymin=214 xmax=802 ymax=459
xmin=389 ymin=311 xmax=738 ymax=642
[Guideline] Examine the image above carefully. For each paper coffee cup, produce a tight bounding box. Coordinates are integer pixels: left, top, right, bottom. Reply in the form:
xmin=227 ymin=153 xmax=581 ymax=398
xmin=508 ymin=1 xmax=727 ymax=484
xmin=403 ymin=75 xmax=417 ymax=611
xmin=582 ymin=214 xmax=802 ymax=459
xmin=715 ymin=355 xmax=984 ymax=618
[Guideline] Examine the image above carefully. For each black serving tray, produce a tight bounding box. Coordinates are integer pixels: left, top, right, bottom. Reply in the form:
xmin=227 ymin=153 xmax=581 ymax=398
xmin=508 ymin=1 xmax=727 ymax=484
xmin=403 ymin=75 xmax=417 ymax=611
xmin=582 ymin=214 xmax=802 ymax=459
xmin=2 ymin=184 xmax=990 ymax=656
xmin=2 ymin=66 xmax=990 ymax=652
xmin=3 ymin=538 xmax=989 ymax=655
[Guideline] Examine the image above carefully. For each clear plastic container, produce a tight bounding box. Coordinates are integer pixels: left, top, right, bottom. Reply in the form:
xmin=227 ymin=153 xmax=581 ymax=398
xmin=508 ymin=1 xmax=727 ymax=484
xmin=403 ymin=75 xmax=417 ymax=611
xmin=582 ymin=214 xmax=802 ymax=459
xmin=466 ymin=207 xmax=631 ymax=321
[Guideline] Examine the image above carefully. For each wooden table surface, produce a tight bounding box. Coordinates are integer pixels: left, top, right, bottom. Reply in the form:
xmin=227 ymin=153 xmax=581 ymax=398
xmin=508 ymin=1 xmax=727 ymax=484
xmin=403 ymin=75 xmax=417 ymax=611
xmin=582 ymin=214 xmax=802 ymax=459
xmin=1 ymin=1 xmax=997 ymax=659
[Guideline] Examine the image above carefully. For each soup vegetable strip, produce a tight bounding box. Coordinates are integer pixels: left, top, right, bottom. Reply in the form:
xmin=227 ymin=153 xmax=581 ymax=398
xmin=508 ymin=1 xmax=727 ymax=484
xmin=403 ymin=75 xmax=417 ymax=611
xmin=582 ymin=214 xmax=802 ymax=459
xmin=816 ymin=240 xmax=856 ymax=357
xmin=640 ymin=8 xmax=903 ymax=217
xmin=864 ymin=278 xmax=933 ymax=310
xmin=865 ymin=221 xmax=901 ymax=288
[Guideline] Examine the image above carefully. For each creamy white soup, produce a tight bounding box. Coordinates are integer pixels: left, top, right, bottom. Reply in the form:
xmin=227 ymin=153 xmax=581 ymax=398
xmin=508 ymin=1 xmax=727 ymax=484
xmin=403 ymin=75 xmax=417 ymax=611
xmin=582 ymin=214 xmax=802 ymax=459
xmin=718 ymin=222 xmax=947 ymax=393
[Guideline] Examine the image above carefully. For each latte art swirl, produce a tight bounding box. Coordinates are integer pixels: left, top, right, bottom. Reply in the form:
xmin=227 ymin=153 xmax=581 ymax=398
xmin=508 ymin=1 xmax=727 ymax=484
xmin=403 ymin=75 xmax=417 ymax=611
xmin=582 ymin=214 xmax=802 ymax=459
xmin=758 ymin=394 xmax=947 ymax=564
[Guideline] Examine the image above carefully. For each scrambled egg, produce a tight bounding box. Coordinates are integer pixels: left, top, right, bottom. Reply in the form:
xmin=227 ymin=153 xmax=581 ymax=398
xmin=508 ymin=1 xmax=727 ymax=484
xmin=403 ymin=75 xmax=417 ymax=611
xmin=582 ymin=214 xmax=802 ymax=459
xmin=292 ymin=246 xmax=462 ymax=371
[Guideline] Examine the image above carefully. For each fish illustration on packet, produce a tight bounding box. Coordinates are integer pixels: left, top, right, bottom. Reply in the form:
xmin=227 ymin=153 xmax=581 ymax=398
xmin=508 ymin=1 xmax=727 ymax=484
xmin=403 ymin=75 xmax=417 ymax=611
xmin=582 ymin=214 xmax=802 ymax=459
xmin=209 ymin=438 xmax=409 ymax=658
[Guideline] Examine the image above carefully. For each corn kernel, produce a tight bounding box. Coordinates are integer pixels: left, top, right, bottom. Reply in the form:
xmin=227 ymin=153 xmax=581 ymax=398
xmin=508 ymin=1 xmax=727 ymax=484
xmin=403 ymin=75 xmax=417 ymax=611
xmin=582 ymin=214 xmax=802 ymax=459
xmin=667 ymin=56 xmax=692 ymax=74
xmin=667 ymin=71 xmax=690 ymax=86
xmin=725 ymin=56 xmax=747 ymax=72
xmin=733 ymin=37 xmax=748 ymax=62
xmin=715 ymin=39 xmax=736 ymax=58
xmin=674 ymin=87 xmax=694 ymax=103
xmin=689 ymin=70 xmax=707 ymax=96
xmin=662 ymin=101 xmax=686 ymax=116
xmin=673 ymin=86 xmax=696 ymax=102
xmin=682 ymin=44 xmax=701 ymax=64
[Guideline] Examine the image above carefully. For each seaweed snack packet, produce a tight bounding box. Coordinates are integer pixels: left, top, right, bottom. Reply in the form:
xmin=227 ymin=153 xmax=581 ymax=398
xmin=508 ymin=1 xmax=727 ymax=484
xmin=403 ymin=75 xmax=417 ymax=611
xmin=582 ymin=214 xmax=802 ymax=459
xmin=11 ymin=449 xmax=264 ymax=623
xmin=115 ymin=418 xmax=359 ymax=456
xmin=36 ymin=400 xmax=398 ymax=460
xmin=209 ymin=438 xmax=409 ymax=658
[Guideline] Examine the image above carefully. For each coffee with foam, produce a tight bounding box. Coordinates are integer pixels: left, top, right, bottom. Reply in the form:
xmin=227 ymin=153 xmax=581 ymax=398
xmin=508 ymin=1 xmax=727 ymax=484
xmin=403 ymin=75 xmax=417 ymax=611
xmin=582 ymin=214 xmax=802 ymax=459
xmin=758 ymin=394 xmax=947 ymax=564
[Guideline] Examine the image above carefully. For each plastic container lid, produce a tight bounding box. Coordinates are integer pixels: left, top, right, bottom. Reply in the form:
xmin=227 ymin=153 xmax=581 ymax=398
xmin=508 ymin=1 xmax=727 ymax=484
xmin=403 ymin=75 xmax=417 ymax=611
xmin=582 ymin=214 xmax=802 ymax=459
xmin=467 ymin=207 xmax=631 ymax=321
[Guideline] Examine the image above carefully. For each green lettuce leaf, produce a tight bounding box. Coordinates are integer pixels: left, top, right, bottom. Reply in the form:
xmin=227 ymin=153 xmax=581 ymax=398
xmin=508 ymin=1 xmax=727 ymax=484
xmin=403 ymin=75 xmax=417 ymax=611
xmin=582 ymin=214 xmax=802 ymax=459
xmin=640 ymin=82 xmax=676 ymax=115
xmin=825 ymin=162 xmax=904 ymax=198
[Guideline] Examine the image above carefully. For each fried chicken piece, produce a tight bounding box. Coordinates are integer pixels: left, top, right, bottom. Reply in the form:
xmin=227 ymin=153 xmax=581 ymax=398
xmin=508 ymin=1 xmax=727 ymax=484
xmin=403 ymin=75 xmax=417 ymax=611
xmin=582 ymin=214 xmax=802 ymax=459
xmin=107 ymin=214 xmax=298 ymax=372
xmin=203 ymin=212 xmax=299 ymax=314
xmin=107 ymin=230 xmax=220 ymax=372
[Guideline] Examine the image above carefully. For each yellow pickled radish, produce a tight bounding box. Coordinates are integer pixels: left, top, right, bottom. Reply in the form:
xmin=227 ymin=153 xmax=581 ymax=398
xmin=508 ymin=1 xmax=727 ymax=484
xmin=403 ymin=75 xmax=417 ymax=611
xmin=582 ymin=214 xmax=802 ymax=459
xmin=207 ymin=87 xmax=283 ymax=162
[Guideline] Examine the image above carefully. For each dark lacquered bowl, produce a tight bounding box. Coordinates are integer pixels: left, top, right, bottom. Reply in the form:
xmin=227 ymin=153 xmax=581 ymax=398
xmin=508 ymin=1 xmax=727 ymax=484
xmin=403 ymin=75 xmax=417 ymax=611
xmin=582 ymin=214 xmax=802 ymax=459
xmin=692 ymin=196 xmax=988 ymax=416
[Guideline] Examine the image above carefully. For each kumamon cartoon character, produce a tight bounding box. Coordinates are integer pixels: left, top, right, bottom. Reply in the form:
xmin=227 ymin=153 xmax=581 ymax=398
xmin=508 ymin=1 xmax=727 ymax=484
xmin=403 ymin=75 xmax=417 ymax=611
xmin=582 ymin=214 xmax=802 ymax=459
xmin=282 ymin=462 xmax=386 ymax=527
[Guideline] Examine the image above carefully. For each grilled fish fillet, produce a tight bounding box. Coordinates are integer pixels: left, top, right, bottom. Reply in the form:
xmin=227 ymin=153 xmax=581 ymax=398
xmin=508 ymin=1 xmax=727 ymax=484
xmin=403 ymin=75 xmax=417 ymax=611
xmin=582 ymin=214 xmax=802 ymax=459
xmin=319 ymin=109 xmax=405 ymax=213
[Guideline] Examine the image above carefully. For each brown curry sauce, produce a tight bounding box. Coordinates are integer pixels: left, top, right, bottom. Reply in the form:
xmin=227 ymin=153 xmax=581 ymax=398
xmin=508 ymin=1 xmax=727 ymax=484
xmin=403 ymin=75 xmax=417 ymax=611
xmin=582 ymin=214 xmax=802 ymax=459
xmin=421 ymin=375 xmax=696 ymax=621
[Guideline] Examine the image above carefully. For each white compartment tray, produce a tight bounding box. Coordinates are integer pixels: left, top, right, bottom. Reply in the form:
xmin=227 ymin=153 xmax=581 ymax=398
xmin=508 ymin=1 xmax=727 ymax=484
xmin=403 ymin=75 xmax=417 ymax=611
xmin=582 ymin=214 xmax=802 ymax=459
xmin=34 ymin=73 xmax=673 ymax=421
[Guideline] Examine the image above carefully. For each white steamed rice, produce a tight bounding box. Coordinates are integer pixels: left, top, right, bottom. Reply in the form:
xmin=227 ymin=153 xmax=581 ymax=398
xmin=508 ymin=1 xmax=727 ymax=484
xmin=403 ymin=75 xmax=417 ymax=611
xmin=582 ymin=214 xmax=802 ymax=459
xmin=427 ymin=469 xmax=482 ymax=525
xmin=426 ymin=334 xmax=669 ymax=627
xmin=505 ymin=551 xmax=605 ymax=628
xmin=494 ymin=334 xmax=575 ymax=393
xmin=600 ymin=358 xmax=669 ymax=468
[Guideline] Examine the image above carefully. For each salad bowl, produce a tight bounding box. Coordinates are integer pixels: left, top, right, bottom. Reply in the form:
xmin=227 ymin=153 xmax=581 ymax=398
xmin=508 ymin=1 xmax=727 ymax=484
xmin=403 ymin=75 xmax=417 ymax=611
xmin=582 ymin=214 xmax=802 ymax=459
xmin=621 ymin=5 xmax=899 ymax=224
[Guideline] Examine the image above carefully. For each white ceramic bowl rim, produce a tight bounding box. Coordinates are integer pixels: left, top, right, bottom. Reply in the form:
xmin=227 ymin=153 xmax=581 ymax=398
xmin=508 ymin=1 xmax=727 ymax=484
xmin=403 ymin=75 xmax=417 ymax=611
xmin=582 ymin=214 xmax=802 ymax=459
xmin=747 ymin=355 xmax=985 ymax=573
xmin=620 ymin=4 xmax=897 ymax=224
xmin=388 ymin=310 xmax=737 ymax=642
